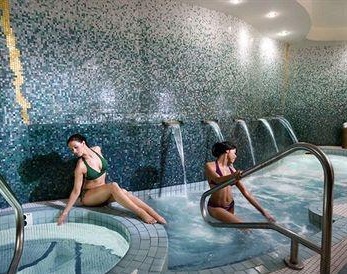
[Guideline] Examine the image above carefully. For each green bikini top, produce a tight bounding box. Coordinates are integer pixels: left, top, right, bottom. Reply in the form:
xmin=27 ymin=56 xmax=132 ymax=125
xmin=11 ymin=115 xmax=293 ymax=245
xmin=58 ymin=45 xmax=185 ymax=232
xmin=82 ymin=149 xmax=109 ymax=180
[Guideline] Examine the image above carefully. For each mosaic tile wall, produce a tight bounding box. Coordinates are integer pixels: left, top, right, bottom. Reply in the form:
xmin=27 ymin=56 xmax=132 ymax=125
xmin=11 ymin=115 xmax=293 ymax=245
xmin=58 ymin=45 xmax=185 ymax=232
xmin=0 ymin=0 xmax=296 ymax=206
xmin=285 ymin=42 xmax=347 ymax=145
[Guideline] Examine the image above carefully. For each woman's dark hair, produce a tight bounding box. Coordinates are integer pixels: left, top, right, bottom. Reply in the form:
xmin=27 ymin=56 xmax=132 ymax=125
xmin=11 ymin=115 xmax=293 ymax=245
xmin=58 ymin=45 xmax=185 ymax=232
xmin=67 ymin=133 xmax=88 ymax=147
xmin=212 ymin=141 xmax=236 ymax=158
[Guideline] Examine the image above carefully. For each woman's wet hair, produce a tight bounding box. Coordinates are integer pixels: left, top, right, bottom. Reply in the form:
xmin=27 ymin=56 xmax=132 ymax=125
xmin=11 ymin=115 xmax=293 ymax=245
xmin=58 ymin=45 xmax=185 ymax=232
xmin=212 ymin=141 xmax=236 ymax=158
xmin=67 ymin=133 xmax=89 ymax=147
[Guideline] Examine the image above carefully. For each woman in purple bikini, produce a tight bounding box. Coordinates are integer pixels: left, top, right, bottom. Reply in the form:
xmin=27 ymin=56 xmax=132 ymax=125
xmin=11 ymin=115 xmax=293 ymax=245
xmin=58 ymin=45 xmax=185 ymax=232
xmin=58 ymin=133 xmax=166 ymax=225
xmin=205 ymin=141 xmax=275 ymax=224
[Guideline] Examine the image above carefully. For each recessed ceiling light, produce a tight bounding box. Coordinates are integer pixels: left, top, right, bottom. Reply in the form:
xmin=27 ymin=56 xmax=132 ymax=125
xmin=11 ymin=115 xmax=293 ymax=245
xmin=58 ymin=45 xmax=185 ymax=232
xmin=278 ymin=30 xmax=290 ymax=36
xmin=229 ymin=0 xmax=242 ymax=5
xmin=266 ymin=11 xmax=278 ymax=18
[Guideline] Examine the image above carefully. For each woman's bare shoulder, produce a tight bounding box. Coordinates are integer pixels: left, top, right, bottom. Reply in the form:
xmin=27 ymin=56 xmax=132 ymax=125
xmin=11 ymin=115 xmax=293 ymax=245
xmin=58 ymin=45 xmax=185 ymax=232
xmin=205 ymin=161 xmax=216 ymax=169
xmin=91 ymin=145 xmax=102 ymax=153
xmin=75 ymin=158 xmax=86 ymax=172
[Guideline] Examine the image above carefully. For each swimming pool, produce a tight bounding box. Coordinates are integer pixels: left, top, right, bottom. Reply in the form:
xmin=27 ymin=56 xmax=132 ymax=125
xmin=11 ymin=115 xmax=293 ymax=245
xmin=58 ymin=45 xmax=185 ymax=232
xmin=0 ymin=203 xmax=168 ymax=274
xmin=1 ymin=223 xmax=128 ymax=273
xmin=0 ymin=206 xmax=129 ymax=274
xmin=146 ymin=151 xmax=347 ymax=271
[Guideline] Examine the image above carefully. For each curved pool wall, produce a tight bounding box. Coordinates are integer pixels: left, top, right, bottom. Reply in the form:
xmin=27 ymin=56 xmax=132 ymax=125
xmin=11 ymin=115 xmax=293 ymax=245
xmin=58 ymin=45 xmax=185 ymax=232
xmin=0 ymin=201 xmax=168 ymax=274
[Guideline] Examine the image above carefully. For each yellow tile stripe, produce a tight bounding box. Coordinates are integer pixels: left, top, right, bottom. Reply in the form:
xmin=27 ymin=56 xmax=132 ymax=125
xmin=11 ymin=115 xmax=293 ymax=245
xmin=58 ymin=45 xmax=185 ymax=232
xmin=0 ymin=0 xmax=31 ymax=124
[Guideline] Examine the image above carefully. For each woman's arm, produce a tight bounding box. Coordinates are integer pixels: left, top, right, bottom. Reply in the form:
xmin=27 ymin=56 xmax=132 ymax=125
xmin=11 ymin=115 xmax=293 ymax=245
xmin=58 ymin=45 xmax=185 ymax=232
xmin=57 ymin=162 xmax=84 ymax=225
xmin=236 ymin=180 xmax=275 ymax=222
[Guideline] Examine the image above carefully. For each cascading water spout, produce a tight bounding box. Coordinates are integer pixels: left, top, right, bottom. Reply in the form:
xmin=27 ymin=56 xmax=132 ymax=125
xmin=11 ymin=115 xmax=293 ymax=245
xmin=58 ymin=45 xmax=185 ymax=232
xmin=204 ymin=120 xmax=224 ymax=142
xmin=258 ymin=118 xmax=279 ymax=152
xmin=163 ymin=120 xmax=187 ymax=196
xmin=235 ymin=119 xmax=256 ymax=166
xmin=276 ymin=116 xmax=299 ymax=143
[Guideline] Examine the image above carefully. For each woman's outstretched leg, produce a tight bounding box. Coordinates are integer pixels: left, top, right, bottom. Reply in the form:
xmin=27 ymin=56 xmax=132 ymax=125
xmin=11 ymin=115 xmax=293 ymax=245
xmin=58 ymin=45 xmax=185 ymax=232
xmin=82 ymin=183 xmax=158 ymax=224
xmin=123 ymin=189 xmax=166 ymax=224
xmin=108 ymin=183 xmax=160 ymax=224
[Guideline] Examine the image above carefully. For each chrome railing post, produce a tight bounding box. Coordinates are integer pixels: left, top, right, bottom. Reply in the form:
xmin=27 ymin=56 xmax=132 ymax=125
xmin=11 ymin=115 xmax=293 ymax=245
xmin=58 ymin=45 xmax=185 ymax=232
xmin=320 ymin=157 xmax=334 ymax=274
xmin=284 ymin=239 xmax=304 ymax=269
xmin=0 ymin=174 xmax=24 ymax=274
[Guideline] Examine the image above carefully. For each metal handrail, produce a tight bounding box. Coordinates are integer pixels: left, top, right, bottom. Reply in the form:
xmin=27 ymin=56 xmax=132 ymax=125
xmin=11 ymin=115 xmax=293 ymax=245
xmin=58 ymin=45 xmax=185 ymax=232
xmin=0 ymin=173 xmax=24 ymax=274
xmin=200 ymin=142 xmax=334 ymax=273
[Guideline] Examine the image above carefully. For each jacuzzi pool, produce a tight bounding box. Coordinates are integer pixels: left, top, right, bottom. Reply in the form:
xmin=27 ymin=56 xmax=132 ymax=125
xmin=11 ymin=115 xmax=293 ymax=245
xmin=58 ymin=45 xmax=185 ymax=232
xmin=0 ymin=201 xmax=169 ymax=274
xmin=146 ymin=150 xmax=347 ymax=271
xmin=0 ymin=206 xmax=129 ymax=273
xmin=1 ymin=223 xmax=128 ymax=273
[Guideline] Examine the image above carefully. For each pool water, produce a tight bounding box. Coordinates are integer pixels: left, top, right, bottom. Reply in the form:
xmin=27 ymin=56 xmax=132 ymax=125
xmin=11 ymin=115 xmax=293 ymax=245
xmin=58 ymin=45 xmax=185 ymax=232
xmin=148 ymin=193 xmax=306 ymax=271
xmin=0 ymin=223 xmax=129 ymax=274
xmin=147 ymin=153 xmax=347 ymax=271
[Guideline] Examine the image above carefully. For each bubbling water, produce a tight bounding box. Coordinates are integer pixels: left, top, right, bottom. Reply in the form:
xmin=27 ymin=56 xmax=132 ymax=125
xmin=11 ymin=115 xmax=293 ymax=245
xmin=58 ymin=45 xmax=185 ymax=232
xmin=147 ymin=153 xmax=347 ymax=271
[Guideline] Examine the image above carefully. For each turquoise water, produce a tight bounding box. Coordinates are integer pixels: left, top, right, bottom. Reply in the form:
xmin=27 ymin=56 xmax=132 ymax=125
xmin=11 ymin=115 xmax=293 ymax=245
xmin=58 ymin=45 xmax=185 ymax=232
xmin=147 ymin=153 xmax=347 ymax=271
xmin=0 ymin=223 xmax=129 ymax=274
xmin=1 ymin=239 xmax=120 ymax=274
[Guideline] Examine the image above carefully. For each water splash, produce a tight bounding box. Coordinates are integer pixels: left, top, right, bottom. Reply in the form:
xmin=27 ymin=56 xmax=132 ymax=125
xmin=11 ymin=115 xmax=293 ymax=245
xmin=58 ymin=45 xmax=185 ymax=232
xmin=170 ymin=123 xmax=187 ymax=196
xmin=276 ymin=116 xmax=298 ymax=143
xmin=258 ymin=118 xmax=279 ymax=152
xmin=205 ymin=120 xmax=224 ymax=142
xmin=235 ymin=119 xmax=256 ymax=166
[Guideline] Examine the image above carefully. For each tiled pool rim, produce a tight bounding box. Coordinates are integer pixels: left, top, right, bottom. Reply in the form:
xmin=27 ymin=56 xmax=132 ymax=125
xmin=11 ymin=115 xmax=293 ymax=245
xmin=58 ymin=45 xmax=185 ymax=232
xmin=0 ymin=201 xmax=168 ymax=274
xmin=0 ymin=146 xmax=346 ymax=273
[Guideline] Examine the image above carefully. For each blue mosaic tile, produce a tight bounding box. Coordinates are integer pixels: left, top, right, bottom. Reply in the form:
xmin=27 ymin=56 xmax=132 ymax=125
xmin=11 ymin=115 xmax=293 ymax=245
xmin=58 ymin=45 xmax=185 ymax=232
xmin=0 ymin=0 xmax=346 ymax=207
xmin=285 ymin=43 xmax=347 ymax=145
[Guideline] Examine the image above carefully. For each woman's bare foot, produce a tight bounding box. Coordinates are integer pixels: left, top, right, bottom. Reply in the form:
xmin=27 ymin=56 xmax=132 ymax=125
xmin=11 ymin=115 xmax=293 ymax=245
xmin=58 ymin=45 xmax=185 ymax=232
xmin=138 ymin=210 xmax=157 ymax=224
xmin=155 ymin=215 xmax=167 ymax=224
xmin=139 ymin=211 xmax=166 ymax=224
xmin=143 ymin=216 xmax=157 ymax=224
xmin=145 ymin=208 xmax=167 ymax=224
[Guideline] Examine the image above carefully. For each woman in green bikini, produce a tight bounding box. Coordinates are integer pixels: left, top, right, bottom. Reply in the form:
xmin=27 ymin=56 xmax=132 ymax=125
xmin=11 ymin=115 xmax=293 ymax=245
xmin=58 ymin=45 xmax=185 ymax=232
xmin=57 ymin=133 xmax=166 ymax=225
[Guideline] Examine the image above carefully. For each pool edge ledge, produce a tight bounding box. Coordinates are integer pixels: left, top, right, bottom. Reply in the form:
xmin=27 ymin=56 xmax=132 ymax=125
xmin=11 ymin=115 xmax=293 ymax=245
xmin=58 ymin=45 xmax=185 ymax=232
xmin=0 ymin=200 xmax=169 ymax=274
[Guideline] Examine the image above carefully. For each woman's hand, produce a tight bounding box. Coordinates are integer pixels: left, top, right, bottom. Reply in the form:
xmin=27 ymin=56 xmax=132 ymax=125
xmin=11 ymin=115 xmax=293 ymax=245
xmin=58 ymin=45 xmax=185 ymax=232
xmin=57 ymin=212 xmax=68 ymax=225
xmin=264 ymin=211 xmax=276 ymax=222
xmin=234 ymin=170 xmax=242 ymax=180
